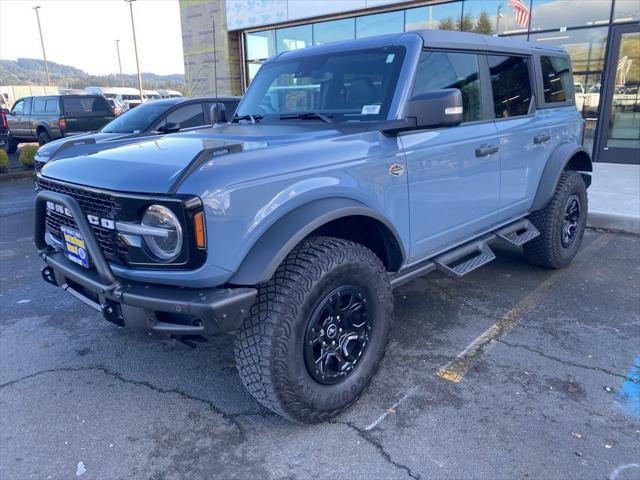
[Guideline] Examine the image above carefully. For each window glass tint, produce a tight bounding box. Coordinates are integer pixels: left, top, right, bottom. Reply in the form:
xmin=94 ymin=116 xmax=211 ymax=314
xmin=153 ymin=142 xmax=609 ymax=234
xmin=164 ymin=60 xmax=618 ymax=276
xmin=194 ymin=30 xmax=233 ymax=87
xmin=530 ymin=0 xmax=611 ymax=31
xmin=412 ymin=51 xmax=482 ymax=122
xmin=44 ymin=99 xmax=58 ymax=113
xmin=33 ymin=98 xmax=46 ymax=113
xmin=461 ymin=0 xmax=528 ymax=35
xmin=488 ymin=55 xmax=533 ymax=118
xmin=405 ymin=3 xmax=463 ymax=31
xmin=12 ymin=100 xmax=24 ymax=115
xmin=313 ymin=18 xmax=354 ymax=45
xmin=356 ymin=11 xmax=404 ymax=38
xmin=529 ymin=27 xmax=608 ymax=72
xmin=237 ymin=46 xmax=406 ymax=121
xmin=614 ymin=0 xmax=640 ymax=22
xmin=540 ymin=56 xmax=573 ymax=103
xmin=162 ymin=104 xmax=205 ymax=128
xmin=246 ymin=30 xmax=275 ymax=60
xmin=276 ymin=25 xmax=312 ymax=54
xmin=102 ymin=102 xmax=169 ymax=133
xmin=62 ymin=97 xmax=110 ymax=114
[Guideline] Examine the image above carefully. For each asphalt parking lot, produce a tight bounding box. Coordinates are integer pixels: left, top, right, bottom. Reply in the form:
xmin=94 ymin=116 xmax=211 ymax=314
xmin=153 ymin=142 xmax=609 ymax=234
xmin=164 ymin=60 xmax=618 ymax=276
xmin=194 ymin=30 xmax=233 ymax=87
xmin=1 ymin=178 xmax=639 ymax=480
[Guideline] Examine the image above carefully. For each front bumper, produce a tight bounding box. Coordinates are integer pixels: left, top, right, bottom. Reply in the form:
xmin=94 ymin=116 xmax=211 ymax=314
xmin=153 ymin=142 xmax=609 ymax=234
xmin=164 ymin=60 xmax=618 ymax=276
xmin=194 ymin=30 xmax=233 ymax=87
xmin=36 ymin=190 xmax=256 ymax=336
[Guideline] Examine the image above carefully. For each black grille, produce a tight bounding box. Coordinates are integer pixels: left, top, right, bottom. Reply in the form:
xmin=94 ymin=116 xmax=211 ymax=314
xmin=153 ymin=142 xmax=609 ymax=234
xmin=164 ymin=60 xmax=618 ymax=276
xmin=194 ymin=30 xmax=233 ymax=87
xmin=37 ymin=177 xmax=126 ymax=260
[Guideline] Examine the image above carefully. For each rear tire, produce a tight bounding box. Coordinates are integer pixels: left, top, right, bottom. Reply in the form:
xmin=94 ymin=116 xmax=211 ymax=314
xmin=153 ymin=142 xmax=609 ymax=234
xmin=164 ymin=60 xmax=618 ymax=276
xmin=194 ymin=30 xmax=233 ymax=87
xmin=524 ymin=171 xmax=587 ymax=268
xmin=37 ymin=131 xmax=51 ymax=146
xmin=234 ymin=236 xmax=393 ymax=423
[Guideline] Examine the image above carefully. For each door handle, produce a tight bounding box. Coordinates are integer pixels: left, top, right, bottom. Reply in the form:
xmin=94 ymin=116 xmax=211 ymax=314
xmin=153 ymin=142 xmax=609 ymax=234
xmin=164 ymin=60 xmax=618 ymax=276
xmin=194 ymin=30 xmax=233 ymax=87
xmin=534 ymin=133 xmax=551 ymax=144
xmin=475 ymin=144 xmax=499 ymax=157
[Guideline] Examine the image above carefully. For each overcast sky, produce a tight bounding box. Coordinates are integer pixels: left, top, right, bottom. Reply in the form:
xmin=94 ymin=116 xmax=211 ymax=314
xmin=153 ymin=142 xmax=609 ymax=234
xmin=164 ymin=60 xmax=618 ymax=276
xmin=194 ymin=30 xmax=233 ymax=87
xmin=0 ymin=0 xmax=184 ymax=75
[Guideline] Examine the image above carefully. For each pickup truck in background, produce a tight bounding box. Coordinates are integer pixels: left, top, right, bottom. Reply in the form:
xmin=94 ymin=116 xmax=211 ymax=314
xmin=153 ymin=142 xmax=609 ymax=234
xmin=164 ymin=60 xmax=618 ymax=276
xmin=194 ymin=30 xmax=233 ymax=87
xmin=3 ymin=94 xmax=114 ymax=153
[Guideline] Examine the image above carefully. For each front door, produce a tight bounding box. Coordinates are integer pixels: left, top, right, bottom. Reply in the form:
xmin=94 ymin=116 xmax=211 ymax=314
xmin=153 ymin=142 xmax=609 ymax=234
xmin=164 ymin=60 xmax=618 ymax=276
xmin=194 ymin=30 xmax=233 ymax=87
xmin=402 ymin=50 xmax=501 ymax=262
xmin=594 ymin=23 xmax=640 ymax=164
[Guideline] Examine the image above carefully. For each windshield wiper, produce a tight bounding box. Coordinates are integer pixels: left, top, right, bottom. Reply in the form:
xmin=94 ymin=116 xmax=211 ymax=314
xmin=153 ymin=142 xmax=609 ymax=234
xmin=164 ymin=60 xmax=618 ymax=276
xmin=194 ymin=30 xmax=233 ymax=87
xmin=279 ymin=112 xmax=334 ymax=125
xmin=231 ymin=114 xmax=263 ymax=124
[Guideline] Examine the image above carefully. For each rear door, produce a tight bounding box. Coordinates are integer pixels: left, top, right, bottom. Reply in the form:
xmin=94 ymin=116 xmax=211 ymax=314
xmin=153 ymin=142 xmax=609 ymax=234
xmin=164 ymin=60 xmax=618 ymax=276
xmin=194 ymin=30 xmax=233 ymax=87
xmin=62 ymin=96 xmax=114 ymax=133
xmin=488 ymin=54 xmax=552 ymax=220
xmin=402 ymin=50 xmax=501 ymax=261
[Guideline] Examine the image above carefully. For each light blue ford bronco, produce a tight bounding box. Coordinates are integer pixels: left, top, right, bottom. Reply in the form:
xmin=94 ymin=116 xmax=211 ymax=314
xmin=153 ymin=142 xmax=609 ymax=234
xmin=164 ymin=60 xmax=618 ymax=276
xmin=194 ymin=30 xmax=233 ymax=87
xmin=35 ymin=30 xmax=591 ymax=422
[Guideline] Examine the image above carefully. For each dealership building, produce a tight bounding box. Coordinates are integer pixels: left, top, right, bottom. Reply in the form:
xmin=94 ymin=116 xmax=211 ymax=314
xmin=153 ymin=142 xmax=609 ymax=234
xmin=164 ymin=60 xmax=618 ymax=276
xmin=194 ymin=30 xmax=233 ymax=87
xmin=179 ymin=0 xmax=639 ymax=164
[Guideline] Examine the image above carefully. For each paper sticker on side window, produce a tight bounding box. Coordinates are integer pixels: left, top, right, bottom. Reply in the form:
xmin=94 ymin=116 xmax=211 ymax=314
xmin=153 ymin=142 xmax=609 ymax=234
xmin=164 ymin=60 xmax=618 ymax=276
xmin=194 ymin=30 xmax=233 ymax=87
xmin=361 ymin=105 xmax=381 ymax=115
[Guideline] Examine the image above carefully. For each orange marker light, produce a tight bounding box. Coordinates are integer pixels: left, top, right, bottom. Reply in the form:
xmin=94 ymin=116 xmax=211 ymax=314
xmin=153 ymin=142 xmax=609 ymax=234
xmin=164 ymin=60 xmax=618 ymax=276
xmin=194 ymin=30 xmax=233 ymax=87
xmin=194 ymin=211 xmax=206 ymax=249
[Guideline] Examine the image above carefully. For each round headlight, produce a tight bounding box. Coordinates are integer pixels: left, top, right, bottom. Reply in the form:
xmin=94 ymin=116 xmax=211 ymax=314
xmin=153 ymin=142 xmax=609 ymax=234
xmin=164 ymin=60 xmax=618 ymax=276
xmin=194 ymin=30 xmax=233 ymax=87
xmin=141 ymin=205 xmax=183 ymax=261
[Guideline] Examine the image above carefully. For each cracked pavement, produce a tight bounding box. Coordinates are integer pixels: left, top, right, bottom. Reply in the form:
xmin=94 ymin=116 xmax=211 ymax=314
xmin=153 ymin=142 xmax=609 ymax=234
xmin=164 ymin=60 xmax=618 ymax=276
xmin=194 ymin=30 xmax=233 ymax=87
xmin=1 ymin=178 xmax=639 ymax=479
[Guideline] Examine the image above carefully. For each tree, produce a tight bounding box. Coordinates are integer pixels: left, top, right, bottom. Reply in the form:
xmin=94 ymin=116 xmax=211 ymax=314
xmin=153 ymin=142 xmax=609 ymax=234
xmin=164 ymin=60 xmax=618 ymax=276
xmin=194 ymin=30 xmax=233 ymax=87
xmin=458 ymin=14 xmax=474 ymax=32
xmin=437 ymin=17 xmax=457 ymax=31
xmin=474 ymin=11 xmax=494 ymax=35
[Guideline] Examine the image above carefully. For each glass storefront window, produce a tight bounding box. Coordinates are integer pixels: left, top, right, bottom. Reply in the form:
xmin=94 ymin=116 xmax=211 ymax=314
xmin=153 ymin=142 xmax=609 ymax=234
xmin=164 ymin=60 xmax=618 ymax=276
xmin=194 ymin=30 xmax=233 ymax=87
xmin=313 ymin=18 xmax=355 ymax=45
xmin=529 ymin=27 xmax=608 ymax=72
xmin=246 ymin=30 xmax=275 ymax=61
xmin=356 ymin=10 xmax=405 ymax=38
xmin=405 ymin=2 xmax=463 ymax=31
xmin=530 ymin=0 xmax=612 ymax=31
xmin=614 ymin=0 xmax=640 ymax=23
xmin=573 ymin=72 xmax=602 ymax=153
xmin=276 ymin=25 xmax=312 ymax=54
xmin=461 ymin=0 xmax=527 ymax=35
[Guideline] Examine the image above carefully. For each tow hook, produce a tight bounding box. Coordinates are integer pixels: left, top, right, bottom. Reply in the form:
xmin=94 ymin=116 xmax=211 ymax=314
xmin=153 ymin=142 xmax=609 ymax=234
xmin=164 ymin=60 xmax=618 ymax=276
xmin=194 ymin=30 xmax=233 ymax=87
xmin=102 ymin=301 xmax=125 ymax=327
xmin=41 ymin=266 xmax=56 ymax=286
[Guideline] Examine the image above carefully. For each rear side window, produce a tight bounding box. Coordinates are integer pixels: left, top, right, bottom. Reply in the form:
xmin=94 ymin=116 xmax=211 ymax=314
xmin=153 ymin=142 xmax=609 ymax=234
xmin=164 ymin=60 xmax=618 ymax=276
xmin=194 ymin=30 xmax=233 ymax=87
xmin=540 ymin=56 xmax=573 ymax=104
xmin=161 ymin=104 xmax=205 ymax=128
xmin=62 ymin=96 xmax=111 ymax=115
xmin=44 ymin=99 xmax=58 ymax=113
xmin=488 ymin=55 xmax=533 ymax=118
xmin=33 ymin=98 xmax=46 ymax=113
xmin=412 ymin=51 xmax=482 ymax=123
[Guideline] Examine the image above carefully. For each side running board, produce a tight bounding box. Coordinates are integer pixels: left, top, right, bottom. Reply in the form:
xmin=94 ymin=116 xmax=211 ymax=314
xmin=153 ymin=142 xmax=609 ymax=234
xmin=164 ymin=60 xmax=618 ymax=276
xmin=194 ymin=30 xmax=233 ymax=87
xmin=496 ymin=219 xmax=540 ymax=246
xmin=434 ymin=240 xmax=496 ymax=277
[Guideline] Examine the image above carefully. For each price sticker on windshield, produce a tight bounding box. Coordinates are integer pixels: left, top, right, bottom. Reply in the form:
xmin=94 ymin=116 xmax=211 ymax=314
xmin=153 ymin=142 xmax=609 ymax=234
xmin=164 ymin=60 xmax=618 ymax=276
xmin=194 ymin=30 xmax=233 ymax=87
xmin=361 ymin=105 xmax=381 ymax=115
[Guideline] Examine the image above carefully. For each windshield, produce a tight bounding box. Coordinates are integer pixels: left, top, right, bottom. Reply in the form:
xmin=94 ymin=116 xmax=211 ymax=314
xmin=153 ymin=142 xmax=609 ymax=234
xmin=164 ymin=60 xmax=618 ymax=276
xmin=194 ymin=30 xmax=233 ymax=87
xmin=101 ymin=102 xmax=169 ymax=133
xmin=236 ymin=46 xmax=406 ymax=122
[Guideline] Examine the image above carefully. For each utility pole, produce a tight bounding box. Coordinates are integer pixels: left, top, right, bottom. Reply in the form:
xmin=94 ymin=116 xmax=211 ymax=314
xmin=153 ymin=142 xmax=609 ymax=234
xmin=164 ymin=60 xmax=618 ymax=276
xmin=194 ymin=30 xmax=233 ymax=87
xmin=33 ymin=6 xmax=51 ymax=86
xmin=115 ymin=39 xmax=125 ymax=88
xmin=124 ymin=0 xmax=144 ymax=102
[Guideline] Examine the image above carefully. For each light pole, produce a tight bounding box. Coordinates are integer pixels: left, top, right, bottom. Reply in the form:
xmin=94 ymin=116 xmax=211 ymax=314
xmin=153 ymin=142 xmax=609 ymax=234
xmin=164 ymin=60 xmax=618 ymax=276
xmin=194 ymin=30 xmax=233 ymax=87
xmin=124 ymin=0 xmax=144 ymax=102
xmin=33 ymin=6 xmax=51 ymax=86
xmin=115 ymin=39 xmax=125 ymax=88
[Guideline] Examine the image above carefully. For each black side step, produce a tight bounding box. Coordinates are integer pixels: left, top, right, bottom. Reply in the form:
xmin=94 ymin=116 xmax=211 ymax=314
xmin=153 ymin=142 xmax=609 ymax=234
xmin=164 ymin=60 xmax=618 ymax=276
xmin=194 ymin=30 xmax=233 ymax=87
xmin=434 ymin=240 xmax=496 ymax=277
xmin=496 ymin=219 xmax=540 ymax=246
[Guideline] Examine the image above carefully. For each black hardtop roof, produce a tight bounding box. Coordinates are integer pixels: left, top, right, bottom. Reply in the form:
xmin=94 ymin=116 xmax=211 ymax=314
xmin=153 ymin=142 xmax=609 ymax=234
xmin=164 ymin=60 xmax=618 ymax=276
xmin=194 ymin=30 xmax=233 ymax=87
xmin=274 ymin=29 xmax=566 ymax=62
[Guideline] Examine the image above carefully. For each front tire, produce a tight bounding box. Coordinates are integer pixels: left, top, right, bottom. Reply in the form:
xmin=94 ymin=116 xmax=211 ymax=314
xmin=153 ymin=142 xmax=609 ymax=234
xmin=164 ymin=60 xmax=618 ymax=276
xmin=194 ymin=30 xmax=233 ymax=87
xmin=234 ymin=236 xmax=393 ymax=423
xmin=524 ymin=171 xmax=588 ymax=268
xmin=5 ymin=138 xmax=17 ymax=154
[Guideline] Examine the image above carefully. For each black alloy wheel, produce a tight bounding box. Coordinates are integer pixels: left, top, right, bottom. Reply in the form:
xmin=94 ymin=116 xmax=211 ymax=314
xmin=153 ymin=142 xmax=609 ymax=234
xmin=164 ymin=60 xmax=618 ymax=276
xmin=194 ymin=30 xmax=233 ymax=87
xmin=561 ymin=194 xmax=581 ymax=248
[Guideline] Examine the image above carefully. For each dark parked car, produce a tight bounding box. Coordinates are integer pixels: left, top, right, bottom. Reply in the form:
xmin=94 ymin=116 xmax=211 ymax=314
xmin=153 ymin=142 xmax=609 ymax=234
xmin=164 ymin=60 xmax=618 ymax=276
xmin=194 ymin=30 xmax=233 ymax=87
xmin=0 ymin=109 xmax=8 ymax=148
xmin=34 ymin=96 xmax=240 ymax=167
xmin=4 ymin=95 xmax=114 ymax=152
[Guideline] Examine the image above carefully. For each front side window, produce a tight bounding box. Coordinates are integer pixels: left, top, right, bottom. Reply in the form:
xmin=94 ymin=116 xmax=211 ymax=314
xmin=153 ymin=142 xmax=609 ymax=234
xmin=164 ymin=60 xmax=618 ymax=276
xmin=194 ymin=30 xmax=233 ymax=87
xmin=237 ymin=46 xmax=406 ymax=122
xmin=412 ymin=51 xmax=482 ymax=123
xmin=12 ymin=100 xmax=24 ymax=115
xmin=540 ymin=56 xmax=573 ymax=103
xmin=160 ymin=104 xmax=205 ymax=128
xmin=488 ymin=55 xmax=533 ymax=118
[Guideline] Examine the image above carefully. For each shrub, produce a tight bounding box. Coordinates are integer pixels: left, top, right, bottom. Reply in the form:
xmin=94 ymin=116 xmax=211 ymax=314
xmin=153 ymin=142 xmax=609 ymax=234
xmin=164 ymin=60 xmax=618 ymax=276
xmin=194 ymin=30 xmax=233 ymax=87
xmin=0 ymin=149 xmax=8 ymax=173
xmin=19 ymin=145 xmax=39 ymax=168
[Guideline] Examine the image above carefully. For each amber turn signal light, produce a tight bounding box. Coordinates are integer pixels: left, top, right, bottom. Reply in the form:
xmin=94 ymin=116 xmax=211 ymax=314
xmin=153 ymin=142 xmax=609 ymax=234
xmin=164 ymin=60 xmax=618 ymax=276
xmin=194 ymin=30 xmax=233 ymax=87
xmin=194 ymin=211 xmax=206 ymax=249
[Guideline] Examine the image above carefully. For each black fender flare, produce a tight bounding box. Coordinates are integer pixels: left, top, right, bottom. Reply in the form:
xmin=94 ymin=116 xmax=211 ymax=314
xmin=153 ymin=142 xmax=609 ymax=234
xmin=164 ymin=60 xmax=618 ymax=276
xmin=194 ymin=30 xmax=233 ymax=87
xmin=229 ymin=197 xmax=406 ymax=285
xmin=530 ymin=143 xmax=592 ymax=212
xmin=35 ymin=123 xmax=53 ymax=139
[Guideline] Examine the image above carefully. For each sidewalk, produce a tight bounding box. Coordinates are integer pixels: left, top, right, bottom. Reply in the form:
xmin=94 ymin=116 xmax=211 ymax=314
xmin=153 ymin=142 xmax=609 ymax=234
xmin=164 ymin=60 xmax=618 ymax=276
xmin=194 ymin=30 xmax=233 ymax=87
xmin=587 ymin=162 xmax=640 ymax=234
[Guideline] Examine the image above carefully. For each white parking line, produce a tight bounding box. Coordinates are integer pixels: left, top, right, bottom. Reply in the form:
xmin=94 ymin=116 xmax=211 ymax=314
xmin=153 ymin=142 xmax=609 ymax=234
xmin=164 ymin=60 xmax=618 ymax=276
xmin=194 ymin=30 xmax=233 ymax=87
xmin=364 ymin=386 xmax=418 ymax=431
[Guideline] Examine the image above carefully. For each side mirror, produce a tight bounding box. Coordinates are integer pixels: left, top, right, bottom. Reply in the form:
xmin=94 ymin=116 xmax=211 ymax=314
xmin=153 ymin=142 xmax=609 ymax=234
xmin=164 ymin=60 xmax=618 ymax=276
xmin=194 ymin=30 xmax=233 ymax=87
xmin=210 ymin=102 xmax=227 ymax=124
xmin=159 ymin=122 xmax=181 ymax=133
xmin=404 ymin=88 xmax=463 ymax=130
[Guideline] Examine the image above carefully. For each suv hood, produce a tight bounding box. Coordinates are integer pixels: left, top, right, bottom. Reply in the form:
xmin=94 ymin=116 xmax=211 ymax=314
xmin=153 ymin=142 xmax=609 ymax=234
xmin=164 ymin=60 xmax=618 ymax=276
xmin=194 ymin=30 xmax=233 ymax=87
xmin=37 ymin=132 xmax=144 ymax=161
xmin=40 ymin=123 xmax=341 ymax=193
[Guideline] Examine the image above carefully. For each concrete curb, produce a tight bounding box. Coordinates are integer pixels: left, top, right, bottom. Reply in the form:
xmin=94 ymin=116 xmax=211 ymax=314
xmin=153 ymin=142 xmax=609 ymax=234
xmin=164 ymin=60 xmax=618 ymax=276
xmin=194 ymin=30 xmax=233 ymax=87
xmin=588 ymin=211 xmax=640 ymax=235
xmin=0 ymin=170 xmax=34 ymax=182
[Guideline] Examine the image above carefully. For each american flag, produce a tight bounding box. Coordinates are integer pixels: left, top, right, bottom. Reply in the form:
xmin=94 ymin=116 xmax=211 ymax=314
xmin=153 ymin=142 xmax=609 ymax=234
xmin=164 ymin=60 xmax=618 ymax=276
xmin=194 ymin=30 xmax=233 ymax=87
xmin=509 ymin=0 xmax=531 ymax=28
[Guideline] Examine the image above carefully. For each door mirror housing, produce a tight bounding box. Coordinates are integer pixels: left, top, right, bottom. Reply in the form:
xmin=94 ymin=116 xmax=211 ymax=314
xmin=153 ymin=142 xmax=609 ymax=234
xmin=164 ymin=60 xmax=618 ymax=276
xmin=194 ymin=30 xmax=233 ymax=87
xmin=404 ymin=88 xmax=464 ymax=130
xmin=210 ymin=102 xmax=227 ymax=124
xmin=158 ymin=122 xmax=181 ymax=134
